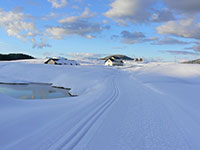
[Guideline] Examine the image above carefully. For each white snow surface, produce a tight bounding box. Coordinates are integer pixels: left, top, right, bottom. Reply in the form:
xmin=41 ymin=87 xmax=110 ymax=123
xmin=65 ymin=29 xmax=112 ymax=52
xmin=0 ymin=60 xmax=200 ymax=150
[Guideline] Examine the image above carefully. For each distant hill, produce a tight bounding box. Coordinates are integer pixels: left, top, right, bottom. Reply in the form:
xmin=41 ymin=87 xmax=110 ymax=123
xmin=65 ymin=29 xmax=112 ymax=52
xmin=183 ymin=59 xmax=200 ymax=64
xmin=0 ymin=53 xmax=34 ymax=61
xmin=101 ymin=54 xmax=133 ymax=60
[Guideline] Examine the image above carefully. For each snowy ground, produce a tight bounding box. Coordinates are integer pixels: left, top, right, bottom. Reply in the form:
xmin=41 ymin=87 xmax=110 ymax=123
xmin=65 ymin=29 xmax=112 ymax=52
xmin=0 ymin=60 xmax=200 ymax=150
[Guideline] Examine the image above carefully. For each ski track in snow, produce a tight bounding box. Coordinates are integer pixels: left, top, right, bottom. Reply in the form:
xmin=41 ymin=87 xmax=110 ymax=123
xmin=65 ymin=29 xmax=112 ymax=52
xmin=38 ymin=76 xmax=119 ymax=150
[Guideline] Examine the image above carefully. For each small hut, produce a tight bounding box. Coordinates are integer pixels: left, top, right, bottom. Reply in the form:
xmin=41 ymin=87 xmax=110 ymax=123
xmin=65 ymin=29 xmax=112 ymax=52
xmin=105 ymin=57 xmax=124 ymax=66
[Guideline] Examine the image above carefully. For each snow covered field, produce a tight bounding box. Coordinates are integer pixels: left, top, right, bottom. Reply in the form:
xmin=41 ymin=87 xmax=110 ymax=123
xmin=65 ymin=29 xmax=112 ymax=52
xmin=0 ymin=60 xmax=200 ymax=150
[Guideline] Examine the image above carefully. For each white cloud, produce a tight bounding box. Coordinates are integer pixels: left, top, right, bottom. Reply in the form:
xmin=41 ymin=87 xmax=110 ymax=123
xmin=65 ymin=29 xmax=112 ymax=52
xmin=156 ymin=18 xmax=200 ymax=40
xmin=0 ymin=9 xmax=50 ymax=48
xmin=86 ymin=35 xmax=96 ymax=39
xmin=120 ymin=30 xmax=146 ymax=44
xmin=104 ymin=0 xmax=156 ymax=24
xmin=46 ymin=27 xmax=66 ymax=40
xmin=67 ymin=52 xmax=104 ymax=60
xmin=0 ymin=10 xmax=37 ymax=40
xmin=80 ymin=8 xmax=96 ymax=19
xmin=58 ymin=16 xmax=78 ymax=24
xmin=42 ymin=12 xmax=59 ymax=21
xmin=151 ymin=8 xmax=175 ymax=22
xmin=12 ymin=6 xmax=24 ymax=13
xmin=58 ymin=8 xmax=96 ymax=24
xmin=46 ymin=8 xmax=109 ymax=39
xmin=161 ymin=50 xmax=200 ymax=56
xmin=112 ymin=30 xmax=153 ymax=44
xmin=151 ymin=37 xmax=190 ymax=45
xmin=46 ymin=20 xmax=108 ymax=39
xmin=48 ymin=0 xmax=67 ymax=8
xmin=164 ymin=0 xmax=200 ymax=14
xmin=185 ymin=44 xmax=200 ymax=52
xmin=112 ymin=30 xmax=191 ymax=46
xmin=32 ymin=38 xmax=51 ymax=49
xmin=193 ymin=45 xmax=200 ymax=52
xmin=104 ymin=0 xmax=200 ymax=25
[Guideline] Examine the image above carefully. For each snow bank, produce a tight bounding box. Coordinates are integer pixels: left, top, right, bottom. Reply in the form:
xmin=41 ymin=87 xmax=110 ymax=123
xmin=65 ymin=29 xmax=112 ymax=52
xmin=0 ymin=61 xmax=113 ymax=95
xmin=135 ymin=63 xmax=200 ymax=78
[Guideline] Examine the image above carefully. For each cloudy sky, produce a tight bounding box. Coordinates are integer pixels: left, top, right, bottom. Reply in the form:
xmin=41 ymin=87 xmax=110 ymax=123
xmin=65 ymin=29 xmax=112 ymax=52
xmin=0 ymin=0 xmax=200 ymax=60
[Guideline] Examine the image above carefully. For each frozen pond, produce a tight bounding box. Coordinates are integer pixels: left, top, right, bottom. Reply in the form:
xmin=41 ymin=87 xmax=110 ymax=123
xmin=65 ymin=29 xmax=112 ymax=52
xmin=0 ymin=83 xmax=71 ymax=99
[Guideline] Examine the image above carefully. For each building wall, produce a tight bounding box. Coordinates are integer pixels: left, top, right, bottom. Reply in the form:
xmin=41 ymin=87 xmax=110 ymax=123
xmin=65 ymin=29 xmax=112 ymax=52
xmin=47 ymin=60 xmax=56 ymax=64
xmin=105 ymin=60 xmax=113 ymax=66
xmin=105 ymin=60 xmax=123 ymax=66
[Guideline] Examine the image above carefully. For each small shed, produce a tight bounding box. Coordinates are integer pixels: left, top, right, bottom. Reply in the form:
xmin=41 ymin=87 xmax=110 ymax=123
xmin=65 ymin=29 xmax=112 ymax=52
xmin=105 ymin=57 xmax=123 ymax=66
xmin=45 ymin=58 xmax=79 ymax=65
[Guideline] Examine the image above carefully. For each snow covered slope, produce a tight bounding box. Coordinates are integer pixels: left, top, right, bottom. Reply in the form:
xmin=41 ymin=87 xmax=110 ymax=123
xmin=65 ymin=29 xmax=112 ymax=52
xmin=0 ymin=61 xmax=200 ymax=150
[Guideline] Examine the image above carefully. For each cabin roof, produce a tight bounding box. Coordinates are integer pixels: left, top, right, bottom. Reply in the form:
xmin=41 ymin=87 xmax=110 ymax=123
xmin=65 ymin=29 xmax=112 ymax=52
xmin=45 ymin=58 xmax=79 ymax=65
xmin=105 ymin=57 xmax=115 ymax=62
xmin=105 ymin=58 xmax=123 ymax=63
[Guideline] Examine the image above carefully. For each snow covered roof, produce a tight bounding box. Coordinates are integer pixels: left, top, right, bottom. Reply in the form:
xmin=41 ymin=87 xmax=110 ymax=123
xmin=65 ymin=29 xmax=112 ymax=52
xmin=45 ymin=58 xmax=79 ymax=65
xmin=105 ymin=57 xmax=123 ymax=63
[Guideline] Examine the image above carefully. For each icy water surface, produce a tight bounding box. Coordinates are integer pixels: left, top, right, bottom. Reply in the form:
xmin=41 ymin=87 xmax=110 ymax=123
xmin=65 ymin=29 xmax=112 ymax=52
xmin=0 ymin=83 xmax=70 ymax=99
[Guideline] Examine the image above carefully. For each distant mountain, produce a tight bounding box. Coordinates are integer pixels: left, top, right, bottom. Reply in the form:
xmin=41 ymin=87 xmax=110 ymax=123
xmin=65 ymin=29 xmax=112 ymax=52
xmin=183 ymin=59 xmax=200 ymax=64
xmin=101 ymin=54 xmax=133 ymax=60
xmin=0 ymin=53 xmax=34 ymax=61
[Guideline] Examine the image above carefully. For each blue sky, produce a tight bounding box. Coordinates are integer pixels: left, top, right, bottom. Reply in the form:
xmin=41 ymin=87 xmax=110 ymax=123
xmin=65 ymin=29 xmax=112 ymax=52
xmin=0 ymin=0 xmax=200 ymax=61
